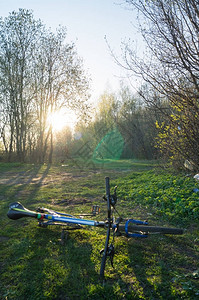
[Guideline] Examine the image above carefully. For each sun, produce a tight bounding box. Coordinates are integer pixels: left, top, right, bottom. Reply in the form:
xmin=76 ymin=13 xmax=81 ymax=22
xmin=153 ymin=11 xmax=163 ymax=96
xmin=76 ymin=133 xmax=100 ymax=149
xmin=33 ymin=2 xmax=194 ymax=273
xmin=48 ymin=109 xmax=77 ymax=132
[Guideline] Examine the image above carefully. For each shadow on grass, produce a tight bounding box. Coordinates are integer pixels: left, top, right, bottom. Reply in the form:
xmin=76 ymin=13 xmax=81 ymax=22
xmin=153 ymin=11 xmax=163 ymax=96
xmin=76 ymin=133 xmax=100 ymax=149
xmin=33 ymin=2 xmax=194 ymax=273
xmin=0 ymin=164 xmax=51 ymax=209
xmin=0 ymin=164 xmax=41 ymax=185
xmin=1 ymin=227 xmax=117 ymax=300
xmin=125 ymin=235 xmax=198 ymax=299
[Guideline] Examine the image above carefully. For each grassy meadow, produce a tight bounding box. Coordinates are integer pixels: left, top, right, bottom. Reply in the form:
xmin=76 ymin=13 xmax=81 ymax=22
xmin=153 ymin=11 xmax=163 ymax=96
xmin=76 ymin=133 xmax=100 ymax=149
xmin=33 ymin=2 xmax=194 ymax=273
xmin=0 ymin=160 xmax=199 ymax=299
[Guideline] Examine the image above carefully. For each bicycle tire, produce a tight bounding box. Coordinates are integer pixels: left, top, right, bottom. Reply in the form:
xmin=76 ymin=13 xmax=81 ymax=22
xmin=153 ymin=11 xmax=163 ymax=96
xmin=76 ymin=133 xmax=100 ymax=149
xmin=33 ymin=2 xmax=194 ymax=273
xmin=119 ymin=224 xmax=183 ymax=235
xmin=100 ymin=249 xmax=107 ymax=278
xmin=100 ymin=177 xmax=111 ymax=278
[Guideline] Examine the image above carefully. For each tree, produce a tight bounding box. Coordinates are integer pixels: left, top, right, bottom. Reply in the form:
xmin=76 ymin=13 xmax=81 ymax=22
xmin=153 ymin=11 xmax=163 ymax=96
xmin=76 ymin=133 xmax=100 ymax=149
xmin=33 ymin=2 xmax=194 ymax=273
xmin=93 ymin=91 xmax=119 ymax=139
xmin=0 ymin=9 xmax=43 ymax=161
xmin=118 ymin=85 xmax=158 ymax=159
xmin=123 ymin=0 xmax=199 ymax=166
xmin=0 ymin=9 xmax=90 ymax=163
xmin=32 ymin=26 xmax=90 ymax=163
xmin=53 ymin=126 xmax=72 ymax=159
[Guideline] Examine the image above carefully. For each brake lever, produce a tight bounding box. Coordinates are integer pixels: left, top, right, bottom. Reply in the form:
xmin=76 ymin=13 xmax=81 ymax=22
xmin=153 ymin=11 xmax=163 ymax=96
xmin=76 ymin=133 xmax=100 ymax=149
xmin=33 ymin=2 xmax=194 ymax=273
xmin=103 ymin=186 xmax=118 ymax=207
xmin=111 ymin=186 xmax=117 ymax=207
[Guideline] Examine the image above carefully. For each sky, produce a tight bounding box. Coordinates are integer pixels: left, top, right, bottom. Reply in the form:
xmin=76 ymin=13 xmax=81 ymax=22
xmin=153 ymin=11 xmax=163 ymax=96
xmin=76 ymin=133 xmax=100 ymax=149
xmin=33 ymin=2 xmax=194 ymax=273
xmin=1 ymin=0 xmax=143 ymax=104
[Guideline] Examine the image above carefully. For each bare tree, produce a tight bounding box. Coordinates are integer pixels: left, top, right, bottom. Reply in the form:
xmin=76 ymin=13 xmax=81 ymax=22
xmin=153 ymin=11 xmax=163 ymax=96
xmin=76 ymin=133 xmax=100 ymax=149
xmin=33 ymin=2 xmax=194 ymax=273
xmin=123 ymin=0 xmax=199 ymax=165
xmin=32 ymin=26 xmax=90 ymax=163
xmin=0 ymin=9 xmax=43 ymax=161
xmin=0 ymin=9 xmax=90 ymax=163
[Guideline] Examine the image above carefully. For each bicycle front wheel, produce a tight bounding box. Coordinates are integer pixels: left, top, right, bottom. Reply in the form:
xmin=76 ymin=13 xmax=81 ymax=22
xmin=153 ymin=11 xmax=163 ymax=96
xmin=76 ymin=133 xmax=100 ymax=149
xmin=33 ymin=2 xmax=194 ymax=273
xmin=119 ymin=224 xmax=183 ymax=235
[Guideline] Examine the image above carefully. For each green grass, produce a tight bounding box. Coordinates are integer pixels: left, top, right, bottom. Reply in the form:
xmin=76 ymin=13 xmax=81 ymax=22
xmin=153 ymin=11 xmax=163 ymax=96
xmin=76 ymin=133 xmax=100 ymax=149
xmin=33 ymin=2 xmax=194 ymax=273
xmin=0 ymin=160 xmax=199 ymax=299
xmin=116 ymin=169 xmax=199 ymax=224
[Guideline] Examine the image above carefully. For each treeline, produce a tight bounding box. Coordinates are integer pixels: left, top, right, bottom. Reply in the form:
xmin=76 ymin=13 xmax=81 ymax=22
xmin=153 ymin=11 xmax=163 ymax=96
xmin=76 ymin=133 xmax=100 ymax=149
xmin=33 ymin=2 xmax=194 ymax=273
xmin=52 ymin=85 xmax=163 ymax=162
xmin=66 ymin=0 xmax=199 ymax=167
xmin=1 ymin=1 xmax=199 ymax=168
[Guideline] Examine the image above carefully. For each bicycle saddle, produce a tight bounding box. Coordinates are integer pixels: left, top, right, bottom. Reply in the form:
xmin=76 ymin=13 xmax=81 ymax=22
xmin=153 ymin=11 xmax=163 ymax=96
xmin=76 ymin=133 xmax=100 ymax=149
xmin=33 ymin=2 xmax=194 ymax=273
xmin=7 ymin=202 xmax=37 ymax=220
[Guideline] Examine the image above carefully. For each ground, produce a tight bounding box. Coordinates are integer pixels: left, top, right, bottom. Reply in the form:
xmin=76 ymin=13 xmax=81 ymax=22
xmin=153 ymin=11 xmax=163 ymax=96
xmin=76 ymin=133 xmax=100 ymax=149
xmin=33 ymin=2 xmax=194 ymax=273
xmin=0 ymin=161 xmax=199 ymax=299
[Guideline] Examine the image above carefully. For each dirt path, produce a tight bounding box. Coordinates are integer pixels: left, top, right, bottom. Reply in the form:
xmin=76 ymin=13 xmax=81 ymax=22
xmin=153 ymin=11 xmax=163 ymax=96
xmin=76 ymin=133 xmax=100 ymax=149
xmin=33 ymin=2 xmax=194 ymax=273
xmin=0 ymin=166 xmax=97 ymax=186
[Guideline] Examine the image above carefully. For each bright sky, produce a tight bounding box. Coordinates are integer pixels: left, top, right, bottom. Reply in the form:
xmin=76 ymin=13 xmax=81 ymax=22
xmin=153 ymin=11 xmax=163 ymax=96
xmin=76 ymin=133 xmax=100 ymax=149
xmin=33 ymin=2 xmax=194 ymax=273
xmin=1 ymin=0 xmax=143 ymax=104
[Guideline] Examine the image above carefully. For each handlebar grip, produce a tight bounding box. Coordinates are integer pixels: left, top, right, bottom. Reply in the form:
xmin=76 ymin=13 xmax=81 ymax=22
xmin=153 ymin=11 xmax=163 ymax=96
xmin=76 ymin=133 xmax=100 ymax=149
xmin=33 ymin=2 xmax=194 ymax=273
xmin=7 ymin=202 xmax=38 ymax=220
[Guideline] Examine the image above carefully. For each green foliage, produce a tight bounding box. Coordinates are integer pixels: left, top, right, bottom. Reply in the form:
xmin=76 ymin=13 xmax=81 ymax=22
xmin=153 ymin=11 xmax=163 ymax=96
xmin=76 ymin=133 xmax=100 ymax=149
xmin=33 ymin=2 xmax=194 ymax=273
xmin=118 ymin=170 xmax=199 ymax=222
xmin=155 ymin=105 xmax=198 ymax=167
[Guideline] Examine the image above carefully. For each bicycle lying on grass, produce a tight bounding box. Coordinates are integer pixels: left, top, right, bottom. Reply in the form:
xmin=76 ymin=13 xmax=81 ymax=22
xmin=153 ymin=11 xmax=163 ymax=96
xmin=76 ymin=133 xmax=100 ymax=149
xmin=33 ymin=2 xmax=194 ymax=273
xmin=7 ymin=177 xmax=183 ymax=278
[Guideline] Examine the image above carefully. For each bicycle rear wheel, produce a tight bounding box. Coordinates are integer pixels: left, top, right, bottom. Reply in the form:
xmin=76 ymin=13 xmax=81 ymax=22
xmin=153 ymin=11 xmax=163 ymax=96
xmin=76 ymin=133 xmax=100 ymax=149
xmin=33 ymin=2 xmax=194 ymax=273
xmin=119 ymin=224 xmax=183 ymax=235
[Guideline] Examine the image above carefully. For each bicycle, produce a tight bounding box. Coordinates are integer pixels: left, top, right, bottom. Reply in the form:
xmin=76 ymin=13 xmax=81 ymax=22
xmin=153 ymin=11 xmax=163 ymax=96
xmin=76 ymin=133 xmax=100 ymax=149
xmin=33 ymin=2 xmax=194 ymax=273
xmin=7 ymin=177 xmax=183 ymax=278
